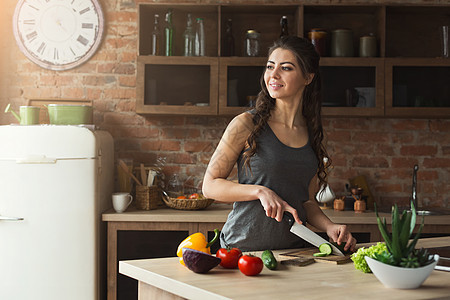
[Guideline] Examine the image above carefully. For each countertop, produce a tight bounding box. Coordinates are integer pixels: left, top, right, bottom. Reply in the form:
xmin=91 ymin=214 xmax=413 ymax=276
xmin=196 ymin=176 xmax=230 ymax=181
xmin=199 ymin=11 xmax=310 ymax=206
xmin=102 ymin=203 xmax=450 ymax=225
xmin=119 ymin=236 xmax=450 ymax=300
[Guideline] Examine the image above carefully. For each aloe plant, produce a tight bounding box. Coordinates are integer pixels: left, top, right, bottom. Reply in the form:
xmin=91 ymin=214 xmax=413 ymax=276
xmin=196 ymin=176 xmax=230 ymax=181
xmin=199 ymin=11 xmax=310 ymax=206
xmin=374 ymin=201 xmax=432 ymax=267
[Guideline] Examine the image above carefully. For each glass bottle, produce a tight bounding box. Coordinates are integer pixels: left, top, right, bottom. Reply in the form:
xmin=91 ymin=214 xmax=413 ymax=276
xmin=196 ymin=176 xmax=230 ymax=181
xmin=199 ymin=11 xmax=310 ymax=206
xmin=223 ymin=18 xmax=234 ymax=56
xmin=167 ymin=173 xmax=183 ymax=198
xmin=183 ymin=14 xmax=195 ymax=56
xmin=244 ymin=30 xmax=260 ymax=57
xmin=194 ymin=18 xmax=205 ymax=56
xmin=280 ymin=16 xmax=289 ymax=37
xmin=151 ymin=14 xmax=162 ymax=55
xmin=164 ymin=9 xmax=174 ymax=56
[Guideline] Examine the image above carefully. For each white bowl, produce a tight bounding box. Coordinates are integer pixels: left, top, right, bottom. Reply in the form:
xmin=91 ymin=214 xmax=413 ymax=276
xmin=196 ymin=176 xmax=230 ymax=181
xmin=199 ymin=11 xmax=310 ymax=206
xmin=365 ymin=254 xmax=439 ymax=289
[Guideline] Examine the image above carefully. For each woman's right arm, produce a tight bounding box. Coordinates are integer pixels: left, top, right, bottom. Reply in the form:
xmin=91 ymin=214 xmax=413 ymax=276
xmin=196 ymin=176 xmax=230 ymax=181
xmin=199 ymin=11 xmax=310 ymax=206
xmin=202 ymin=112 xmax=302 ymax=224
xmin=202 ymin=112 xmax=261 ymax=203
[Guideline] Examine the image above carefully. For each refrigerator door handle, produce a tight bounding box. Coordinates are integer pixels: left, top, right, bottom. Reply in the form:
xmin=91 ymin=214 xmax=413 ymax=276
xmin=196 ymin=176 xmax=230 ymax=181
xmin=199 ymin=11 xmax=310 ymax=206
xmin=0 ymin=215 xmax=24 ymax=221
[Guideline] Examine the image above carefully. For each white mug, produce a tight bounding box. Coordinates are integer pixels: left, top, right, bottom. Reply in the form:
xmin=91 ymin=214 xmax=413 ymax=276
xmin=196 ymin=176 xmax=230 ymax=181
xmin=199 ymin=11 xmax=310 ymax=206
xmin=316 ymin=184 xmax=336 ymax=203
xmin=112 ymin=192 xmax=133 ymax=213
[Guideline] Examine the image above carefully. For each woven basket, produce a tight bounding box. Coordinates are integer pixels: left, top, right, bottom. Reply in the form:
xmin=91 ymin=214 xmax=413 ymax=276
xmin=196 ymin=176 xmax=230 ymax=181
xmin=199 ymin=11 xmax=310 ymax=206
xmin=135 ymin=185 xmax=160 ymax=210
xmin=162 ymin=194 xmax=214 ymax=210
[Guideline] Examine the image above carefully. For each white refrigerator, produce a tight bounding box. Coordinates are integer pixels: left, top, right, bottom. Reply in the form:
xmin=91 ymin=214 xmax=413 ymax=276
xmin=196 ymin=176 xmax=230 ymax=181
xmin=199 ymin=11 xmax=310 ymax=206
xmin=0 ymin=125 xmax=114 ymax=300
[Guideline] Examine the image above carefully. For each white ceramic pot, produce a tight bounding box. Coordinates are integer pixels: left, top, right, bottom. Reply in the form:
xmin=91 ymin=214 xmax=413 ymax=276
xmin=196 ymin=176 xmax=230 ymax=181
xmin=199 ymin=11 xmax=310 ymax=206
xmin=365 ymin=255 xmax=439 ymax=289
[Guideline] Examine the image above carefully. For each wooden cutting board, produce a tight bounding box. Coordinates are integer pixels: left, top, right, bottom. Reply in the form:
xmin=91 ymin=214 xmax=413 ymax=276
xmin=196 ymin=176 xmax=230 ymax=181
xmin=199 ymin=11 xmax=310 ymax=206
xmin=279 ymin=248 xmax=352 ymax=265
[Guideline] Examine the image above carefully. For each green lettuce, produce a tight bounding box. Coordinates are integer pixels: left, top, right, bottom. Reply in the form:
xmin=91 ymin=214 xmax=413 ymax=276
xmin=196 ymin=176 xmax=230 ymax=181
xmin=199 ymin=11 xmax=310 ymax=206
xmin=351 ymin=242 xmax=388 ymax=273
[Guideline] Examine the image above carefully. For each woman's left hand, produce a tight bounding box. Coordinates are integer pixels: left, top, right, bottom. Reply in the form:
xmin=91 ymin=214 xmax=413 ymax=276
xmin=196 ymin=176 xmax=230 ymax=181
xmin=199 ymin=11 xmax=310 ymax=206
xmin=326 ymin=224 xmax=356 ymax=252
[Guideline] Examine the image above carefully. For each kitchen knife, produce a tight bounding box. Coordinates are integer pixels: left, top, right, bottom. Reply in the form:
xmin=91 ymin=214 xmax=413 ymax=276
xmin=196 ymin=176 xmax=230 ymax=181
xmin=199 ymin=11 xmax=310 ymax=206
xmin=290 ymin=222 xmax=345 ymax=256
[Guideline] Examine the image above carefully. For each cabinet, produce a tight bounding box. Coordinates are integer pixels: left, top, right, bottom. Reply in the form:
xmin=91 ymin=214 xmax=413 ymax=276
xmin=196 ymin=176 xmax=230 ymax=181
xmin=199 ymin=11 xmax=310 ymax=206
xmin=136 ymin=2 xmax=450 ymax=118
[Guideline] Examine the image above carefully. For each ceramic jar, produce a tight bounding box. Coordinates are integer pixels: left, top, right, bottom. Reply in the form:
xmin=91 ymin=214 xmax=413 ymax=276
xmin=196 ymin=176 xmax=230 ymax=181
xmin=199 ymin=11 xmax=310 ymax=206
xmin=331 ymin=29 xmax=354 ymax=57
xmin=359 ymin=35 xmax=377 ymax=57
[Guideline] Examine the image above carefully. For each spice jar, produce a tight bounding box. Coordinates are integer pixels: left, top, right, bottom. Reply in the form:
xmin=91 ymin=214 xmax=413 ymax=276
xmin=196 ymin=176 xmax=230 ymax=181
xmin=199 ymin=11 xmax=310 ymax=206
xmin=308 ymin=29 xmax=327 ymax=56
xmin=354 ymin=199 xmax=366 ymax=213
xmin=244 ymin=30 xmax=260 ymax=57
xmin=331 ymin=29 xmax=354 ymax=57
xmin=334 ymin=198 xmax=345 ymax=211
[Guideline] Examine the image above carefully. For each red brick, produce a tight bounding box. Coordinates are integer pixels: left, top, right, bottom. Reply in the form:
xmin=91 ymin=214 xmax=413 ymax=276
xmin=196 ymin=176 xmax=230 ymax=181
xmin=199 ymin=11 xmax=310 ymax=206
xmin=400 ymin=145 xmax=438 ymax=156
xmin=352 ymin=156 xmax=389 ymax=168
xmin=352 ymin=132 xmax=390 ymax=143
xmin=423 ymin=158 xmax=450 ymax=168
xmin=160 ymin=140 xmax=181 ymax=151
xmin=391 ymin=158 xmax=419 ymax=168
xmin=429 ymin=120 xmax=450 ymax=132
xmin=114 ymin=64 xmax=135 ymax=75
xmin=161 ymin=128 xmax=201 ymax=139
xmin=116 ymin=99 xmax=136 ymax=112
xmin=184 ymin=141 xmax=213 ymax=152
xmin=391 ymin=119 xmax=428 ymax=131
xmin=119 ymin=76 xmax=136 ymax=87
xmin=326 ymin=131 xmax=351 ymax=142
xmin=141 ymin=140 xmax=162 ymax=151
xmin=103 ymin=112 xmax=143 ymax=125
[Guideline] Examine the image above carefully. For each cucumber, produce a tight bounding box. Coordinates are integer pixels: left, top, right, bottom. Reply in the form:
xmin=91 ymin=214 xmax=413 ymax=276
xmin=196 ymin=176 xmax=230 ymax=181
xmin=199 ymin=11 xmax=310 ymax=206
xmin=318 ymin=243 xmax=333 ymax=255
xmin=313 ymin=252 xmax=328 ymax=257
xmin=261 ymin=250 xmax=278 ymax=270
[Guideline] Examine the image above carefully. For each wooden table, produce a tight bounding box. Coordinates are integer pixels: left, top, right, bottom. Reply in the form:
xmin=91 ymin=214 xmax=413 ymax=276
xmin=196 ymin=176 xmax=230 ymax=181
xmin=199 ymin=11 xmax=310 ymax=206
xmin=102 ymin=204 xmax=450 ymax=300
xmin=119 ymin=237 xmax=450 ymax=300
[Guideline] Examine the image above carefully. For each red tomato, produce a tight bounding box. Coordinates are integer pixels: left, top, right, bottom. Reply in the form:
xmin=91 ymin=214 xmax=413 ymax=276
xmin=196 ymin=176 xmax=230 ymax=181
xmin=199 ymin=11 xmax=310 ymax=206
xmin=176 ymin=195 xmax=187 ymax=199
xmin=238 ymin=255 xmax=263 ymax=276
xmin=188 ymin=193 xmax=200 ymax=199
xmin=216 ymin=248 xmax=242 ymax=269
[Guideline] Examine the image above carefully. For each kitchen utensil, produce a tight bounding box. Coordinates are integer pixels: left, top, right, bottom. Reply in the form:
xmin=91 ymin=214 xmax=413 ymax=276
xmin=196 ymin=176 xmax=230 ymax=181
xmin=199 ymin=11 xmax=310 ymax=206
xmin=147 ymin=170 xmax=157 ymax=186
xmin=46 ymin=104 xmax=93 ymax=125
xmin=289 ymin=222 xmax=344 ymax=256
xmin=118 ymin=159 xmax=142 ymax=186
xmin=140 ymin=163 xmax=147 ymax=186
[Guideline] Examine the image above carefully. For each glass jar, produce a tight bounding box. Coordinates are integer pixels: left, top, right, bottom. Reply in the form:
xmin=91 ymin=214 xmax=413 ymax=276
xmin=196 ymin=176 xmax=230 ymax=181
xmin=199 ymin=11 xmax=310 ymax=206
xmin=244 ymin=30 xmax=260 ymax=57
xmin=308 ymin=28 xmax=327 ymax=56
xmin=167 ymin=173 xmax=183 ymax=198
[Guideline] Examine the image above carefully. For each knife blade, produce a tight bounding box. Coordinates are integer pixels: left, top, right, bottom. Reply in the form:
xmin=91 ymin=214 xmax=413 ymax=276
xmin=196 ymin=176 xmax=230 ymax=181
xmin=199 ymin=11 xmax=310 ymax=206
xmin=290 ymin=222 xmax=344 ymax=256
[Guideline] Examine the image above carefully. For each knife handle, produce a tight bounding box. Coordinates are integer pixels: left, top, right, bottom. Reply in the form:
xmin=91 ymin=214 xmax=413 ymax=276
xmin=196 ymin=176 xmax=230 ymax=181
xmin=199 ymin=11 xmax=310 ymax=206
xmin=283 ymin=212 xmax=294 ymax=226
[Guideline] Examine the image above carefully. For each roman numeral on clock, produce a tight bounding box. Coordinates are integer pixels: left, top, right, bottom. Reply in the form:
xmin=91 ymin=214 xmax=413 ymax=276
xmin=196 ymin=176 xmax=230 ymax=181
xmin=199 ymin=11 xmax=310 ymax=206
xmin=79 ymin=7 xmax=90 ymax=15
xmin=26 ymin=31 xmax=37 ymax=42
xmin=37 ymin=42 xmax=46 ymax=54
xmin=77 ymin=35 xmax=89 ymax=46
xmin=82 ymin=23 xmax=94 ymax=29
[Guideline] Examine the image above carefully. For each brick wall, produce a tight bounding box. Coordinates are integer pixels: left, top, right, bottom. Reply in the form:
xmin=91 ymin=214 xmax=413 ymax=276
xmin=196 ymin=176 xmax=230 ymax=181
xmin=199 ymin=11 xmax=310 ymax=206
xmin=1 ymin=0 xmax=448 ymax=210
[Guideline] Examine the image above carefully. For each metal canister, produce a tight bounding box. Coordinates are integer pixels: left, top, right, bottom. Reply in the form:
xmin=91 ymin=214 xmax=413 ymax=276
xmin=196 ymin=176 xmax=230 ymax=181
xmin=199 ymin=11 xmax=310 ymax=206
xmin=308 ymin=28 xmax=327 ymax=56
xmin=331 ymin=29 xmax=354 ymax=57
xmin=359 ymin=35 xmax=377 ymax=57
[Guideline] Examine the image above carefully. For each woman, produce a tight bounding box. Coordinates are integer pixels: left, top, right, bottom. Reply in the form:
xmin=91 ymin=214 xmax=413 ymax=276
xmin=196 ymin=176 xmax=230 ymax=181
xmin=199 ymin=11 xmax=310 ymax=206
xmin=203 ymin=36 xmax=356 ymax=252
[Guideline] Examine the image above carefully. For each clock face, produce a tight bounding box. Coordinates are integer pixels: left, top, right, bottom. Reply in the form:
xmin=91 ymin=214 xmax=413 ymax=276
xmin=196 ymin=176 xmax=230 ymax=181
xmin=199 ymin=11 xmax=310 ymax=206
xmin=13 ymin=0 xmax=104 ymax=71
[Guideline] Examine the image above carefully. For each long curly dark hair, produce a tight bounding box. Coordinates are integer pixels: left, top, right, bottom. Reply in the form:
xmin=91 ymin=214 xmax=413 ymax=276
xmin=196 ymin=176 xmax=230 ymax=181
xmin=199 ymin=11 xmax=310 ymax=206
xmin=242 ymin=36 xmax=330 ymax=189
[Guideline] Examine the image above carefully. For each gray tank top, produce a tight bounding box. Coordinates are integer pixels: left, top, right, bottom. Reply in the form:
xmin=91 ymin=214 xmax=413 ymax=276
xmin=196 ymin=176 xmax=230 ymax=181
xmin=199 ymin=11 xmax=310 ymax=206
xmin=220 ymin=122 xmax=319 ymax=251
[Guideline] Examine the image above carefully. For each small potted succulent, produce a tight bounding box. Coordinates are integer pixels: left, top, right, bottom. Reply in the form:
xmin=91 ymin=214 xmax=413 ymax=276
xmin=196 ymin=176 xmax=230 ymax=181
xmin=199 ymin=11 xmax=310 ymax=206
xmin=364 ymin=201 xmax=439 ymax=289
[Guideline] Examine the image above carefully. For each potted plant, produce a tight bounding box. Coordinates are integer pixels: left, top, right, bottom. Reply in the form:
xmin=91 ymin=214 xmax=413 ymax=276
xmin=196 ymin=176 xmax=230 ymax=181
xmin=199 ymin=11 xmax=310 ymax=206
xmin=364 ymin=201 xmax=439 ymax=289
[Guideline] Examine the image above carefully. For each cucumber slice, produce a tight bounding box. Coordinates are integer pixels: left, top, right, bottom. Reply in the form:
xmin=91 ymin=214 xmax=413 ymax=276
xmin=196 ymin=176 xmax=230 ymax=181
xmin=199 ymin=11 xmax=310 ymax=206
xmin=313 ymin=252 xmax=328 ymax=257
xmin=318 ymin=243 xmax=333 ymax=255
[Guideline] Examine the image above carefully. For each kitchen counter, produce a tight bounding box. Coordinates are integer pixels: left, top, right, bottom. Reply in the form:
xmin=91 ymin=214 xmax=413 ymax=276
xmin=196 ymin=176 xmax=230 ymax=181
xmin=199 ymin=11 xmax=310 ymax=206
xmin=103 ymin=203 xmax=450 ymax=300
xmin=119 ymin=236 xmax=450 ymax=300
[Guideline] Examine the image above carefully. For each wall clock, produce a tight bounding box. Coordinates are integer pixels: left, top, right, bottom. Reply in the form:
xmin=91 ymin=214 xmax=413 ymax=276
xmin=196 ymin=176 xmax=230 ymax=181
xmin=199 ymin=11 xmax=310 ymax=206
xmin=13 ymin=0 xmax=105 ymax=71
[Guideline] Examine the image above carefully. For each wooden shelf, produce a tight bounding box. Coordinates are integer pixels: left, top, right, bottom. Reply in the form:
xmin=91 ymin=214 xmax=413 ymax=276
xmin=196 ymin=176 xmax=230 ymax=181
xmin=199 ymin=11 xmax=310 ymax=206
xmin=137 ymin=2 xmax=450 ymax=118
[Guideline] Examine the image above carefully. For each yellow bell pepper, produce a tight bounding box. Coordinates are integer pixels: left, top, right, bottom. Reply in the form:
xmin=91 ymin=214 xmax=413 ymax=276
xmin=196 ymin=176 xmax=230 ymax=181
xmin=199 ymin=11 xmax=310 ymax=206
xmin=177 ymin=229 xmax=219 ymax=266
